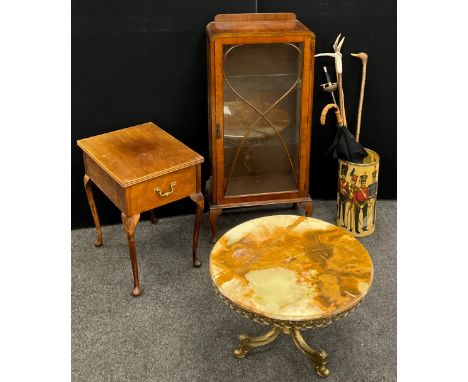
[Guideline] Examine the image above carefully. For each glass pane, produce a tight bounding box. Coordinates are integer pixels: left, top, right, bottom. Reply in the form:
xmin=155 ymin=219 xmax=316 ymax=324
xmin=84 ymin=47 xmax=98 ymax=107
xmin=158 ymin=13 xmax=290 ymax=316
xmin=223 ymin=43 xmax=302 ymax=197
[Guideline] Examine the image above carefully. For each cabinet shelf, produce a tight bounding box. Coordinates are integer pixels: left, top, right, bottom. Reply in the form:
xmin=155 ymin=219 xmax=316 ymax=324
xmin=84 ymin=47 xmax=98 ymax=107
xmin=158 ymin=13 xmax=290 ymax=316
xmin=225 ymin=173 xmax=298 ymax=197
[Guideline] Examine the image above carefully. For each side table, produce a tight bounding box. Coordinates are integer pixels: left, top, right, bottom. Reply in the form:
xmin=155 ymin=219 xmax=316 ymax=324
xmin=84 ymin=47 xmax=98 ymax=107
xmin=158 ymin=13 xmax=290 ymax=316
xmin=210 ymin=215 xmax=373 ymax=377
xmin=77 ymin=122 xmax=204 ymax=296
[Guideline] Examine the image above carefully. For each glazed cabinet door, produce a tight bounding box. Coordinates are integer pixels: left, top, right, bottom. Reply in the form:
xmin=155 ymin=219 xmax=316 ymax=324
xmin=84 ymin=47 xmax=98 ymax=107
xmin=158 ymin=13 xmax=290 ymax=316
xmin=218 ymin=42 xmax=306 ymax=199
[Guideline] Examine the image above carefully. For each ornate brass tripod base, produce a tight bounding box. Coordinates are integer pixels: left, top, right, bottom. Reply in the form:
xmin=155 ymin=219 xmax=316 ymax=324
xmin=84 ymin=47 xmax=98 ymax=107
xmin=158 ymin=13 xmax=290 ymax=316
xmin=233 ymin=327 xmax=330 ymax=378
xmin=233 ymin=327 xmax=282 ymax=359
xmin=290 ymin=328 xmax=330 ymax=378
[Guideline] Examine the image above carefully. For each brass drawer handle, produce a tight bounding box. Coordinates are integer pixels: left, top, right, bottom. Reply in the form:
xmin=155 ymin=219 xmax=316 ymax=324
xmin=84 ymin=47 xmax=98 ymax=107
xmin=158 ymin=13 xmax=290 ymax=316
xmin=154 ymin=181 xmax=176 ymax=197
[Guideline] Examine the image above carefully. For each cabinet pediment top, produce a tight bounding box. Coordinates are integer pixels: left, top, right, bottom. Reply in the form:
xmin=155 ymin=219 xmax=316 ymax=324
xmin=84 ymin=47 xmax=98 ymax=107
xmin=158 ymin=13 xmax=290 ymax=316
xmin=207 ymin=13 xmax=314 ymax=39
xmin=214 ymin=13 xmax=297 ymax=23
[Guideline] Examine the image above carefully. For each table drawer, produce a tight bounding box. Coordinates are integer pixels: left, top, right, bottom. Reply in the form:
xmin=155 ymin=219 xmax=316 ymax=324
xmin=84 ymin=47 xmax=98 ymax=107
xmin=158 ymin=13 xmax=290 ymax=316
xmin=125 ymin=166 xmax=197 ymax=215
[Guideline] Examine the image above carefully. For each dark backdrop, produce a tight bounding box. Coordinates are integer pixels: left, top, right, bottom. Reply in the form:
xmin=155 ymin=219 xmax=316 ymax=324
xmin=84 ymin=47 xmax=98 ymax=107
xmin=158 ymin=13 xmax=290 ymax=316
xmin=72 ymin=0 xmax=396 ymax=229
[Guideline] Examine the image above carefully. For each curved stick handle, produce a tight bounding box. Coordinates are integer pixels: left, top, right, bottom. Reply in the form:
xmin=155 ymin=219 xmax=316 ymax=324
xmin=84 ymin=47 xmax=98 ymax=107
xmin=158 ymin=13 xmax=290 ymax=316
xmin=320 ymin=103 xmax=343 ymax=127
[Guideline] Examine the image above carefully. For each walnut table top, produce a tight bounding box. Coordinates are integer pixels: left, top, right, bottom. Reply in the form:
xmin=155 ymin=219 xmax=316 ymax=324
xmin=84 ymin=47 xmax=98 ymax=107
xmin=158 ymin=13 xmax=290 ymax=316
xmin=77 ymin=122 xmax=203 ymax=187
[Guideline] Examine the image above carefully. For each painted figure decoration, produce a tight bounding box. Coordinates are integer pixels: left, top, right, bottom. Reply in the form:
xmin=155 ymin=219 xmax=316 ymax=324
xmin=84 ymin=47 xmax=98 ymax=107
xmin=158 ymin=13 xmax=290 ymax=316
xmin=336 ymin=149 xmax=379 ymax=237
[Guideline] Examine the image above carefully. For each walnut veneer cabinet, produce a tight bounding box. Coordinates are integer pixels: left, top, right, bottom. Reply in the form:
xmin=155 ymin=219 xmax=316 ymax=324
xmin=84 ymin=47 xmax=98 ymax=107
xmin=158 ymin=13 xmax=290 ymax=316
xmin=77 ymin=122 xmax=204 ymax=297
xmin=206 ymin=13 xmax=316 ymax=241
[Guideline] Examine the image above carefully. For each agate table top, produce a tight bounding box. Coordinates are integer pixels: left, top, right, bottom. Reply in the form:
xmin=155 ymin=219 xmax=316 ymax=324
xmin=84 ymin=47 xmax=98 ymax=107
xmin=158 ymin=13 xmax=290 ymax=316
xmin=210 ymin=215 xmax=373 ymax=322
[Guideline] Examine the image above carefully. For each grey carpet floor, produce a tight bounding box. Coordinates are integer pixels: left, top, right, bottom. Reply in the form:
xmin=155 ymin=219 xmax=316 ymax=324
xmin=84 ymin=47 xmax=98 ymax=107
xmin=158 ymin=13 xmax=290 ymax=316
xmin=72 ymin=200 xmax=396 ymax=382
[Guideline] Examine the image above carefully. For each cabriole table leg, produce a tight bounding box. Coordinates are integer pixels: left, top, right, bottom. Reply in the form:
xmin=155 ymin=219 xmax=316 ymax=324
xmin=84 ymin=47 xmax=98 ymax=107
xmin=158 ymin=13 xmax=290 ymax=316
xmin=150 ymin=209 xmax=158 ymax=224
xmin=190 ymin=192 xmax=204 ymax=267
xmin=233 ymin=326 xmax=282 ymax=359
xmin=83 ymin=175 xmax=103 ymax=247
xmin=290 ymin=328 xmax=330 ymax=378
xmin=121 ymin=213 xmax=141 ymax=297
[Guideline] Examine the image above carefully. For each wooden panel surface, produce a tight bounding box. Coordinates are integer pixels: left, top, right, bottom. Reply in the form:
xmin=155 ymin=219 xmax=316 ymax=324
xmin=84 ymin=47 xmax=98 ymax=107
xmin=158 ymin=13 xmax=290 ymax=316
xmin=214 ymin=13 xmax=297 ymax=22
xmin=77 ymin=122 xmax=204 ymax=187
xmin=125 ymin=166 xmax=196 ymax=216
xmin=84 ymin=153 xmax=127 ymax=213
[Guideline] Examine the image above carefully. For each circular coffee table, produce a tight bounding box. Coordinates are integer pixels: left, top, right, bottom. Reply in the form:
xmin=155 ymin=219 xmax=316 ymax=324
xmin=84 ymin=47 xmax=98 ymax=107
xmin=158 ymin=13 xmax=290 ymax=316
xmin=209 ymin=215 xmax=373 ymax=378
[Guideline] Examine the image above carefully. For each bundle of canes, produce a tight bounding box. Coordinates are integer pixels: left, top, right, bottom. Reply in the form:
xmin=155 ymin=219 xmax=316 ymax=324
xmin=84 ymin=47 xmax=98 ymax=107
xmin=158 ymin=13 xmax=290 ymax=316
xmin=315 ymin=34 xmax=347 ymax=125
xmin=316 ymin=36 xmax=368 ymax=163
xmin=351 ymin=52 xmax=368 ymax=142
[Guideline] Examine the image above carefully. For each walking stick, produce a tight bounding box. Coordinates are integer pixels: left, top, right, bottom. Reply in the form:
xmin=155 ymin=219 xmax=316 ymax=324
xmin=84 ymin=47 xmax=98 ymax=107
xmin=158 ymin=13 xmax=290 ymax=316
xmin=351 ymin=52 xmax=368 ymax=142
xmin=333 ymin=35 xmax=347 ymax=126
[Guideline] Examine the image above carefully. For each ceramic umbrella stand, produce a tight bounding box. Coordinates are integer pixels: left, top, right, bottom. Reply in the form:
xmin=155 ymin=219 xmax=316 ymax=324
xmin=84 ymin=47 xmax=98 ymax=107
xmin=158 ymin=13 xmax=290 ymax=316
xmin=337 ymin=149 xmax=379 ymax=237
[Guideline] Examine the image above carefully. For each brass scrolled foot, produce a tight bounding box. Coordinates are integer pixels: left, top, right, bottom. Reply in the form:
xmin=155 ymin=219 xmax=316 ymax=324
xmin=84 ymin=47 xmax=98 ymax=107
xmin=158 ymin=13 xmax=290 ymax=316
xmin=233 ymin=335 xmax=250 ymax=359
xmin=290 ymin=328 xmax=329 ymax=378
xmin=233 ymin=327 xmax=282 ymax=359
xmin=316 ymin=365 xmax=330 ymax=378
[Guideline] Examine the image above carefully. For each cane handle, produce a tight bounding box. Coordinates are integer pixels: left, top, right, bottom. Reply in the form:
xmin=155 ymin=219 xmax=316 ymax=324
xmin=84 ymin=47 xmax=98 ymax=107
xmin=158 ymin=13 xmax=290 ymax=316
xmin=320 ymin=103 xmax=343 ymax=126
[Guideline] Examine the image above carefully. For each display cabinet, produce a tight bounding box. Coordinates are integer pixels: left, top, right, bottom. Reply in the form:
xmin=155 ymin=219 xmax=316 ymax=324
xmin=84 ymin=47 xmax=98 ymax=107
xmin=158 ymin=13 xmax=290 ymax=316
xmin=206 ymin=13 xmax=316 ymax=241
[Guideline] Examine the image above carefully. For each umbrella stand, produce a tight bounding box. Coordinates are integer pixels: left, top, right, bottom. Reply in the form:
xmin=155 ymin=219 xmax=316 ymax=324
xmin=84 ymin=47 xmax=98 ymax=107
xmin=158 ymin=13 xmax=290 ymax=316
xmin=317 ymin=38 xmax=379 ymax=238
xmin=337 ymin=149 xmax=380 ymax=237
